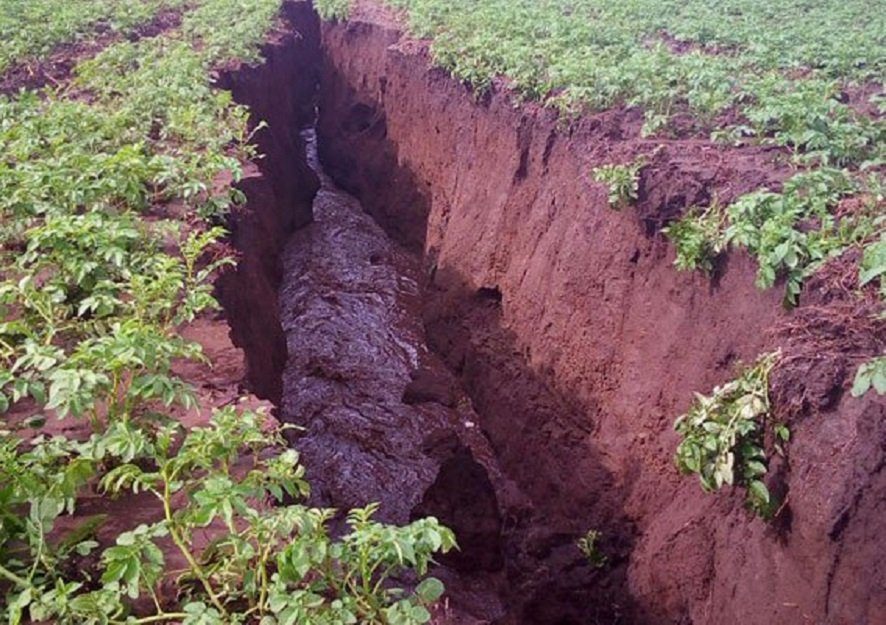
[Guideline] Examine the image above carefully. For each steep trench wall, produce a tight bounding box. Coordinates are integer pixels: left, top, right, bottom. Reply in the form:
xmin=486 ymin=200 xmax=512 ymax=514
xmin=215 ymin=1 xmax=320 ymax=403
xmin=314 ymin=4 xmax=884 ymax=624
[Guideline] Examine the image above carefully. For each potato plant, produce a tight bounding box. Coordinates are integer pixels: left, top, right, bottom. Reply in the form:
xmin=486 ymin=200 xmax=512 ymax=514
xmin=2 ymin=410 xmax=455 ymax=624
xmin=666 ymin=170 xmax=882 ymax=306
xmin=592 ymin=157 xmax=646 ymax=210
xmin=1 ymin=1 xmax=458 ymax=622
xmin=852 ymin=357 xmax=886 ymax=397
xmin=377 ymin=0 xmax=884 ymax=307
xmin=315 ymin=0 xmax=351 ymax=21
xmin=383 ymin=0 xmax=882 ymax=135
xmin=0 ymin=0 xmax=190 ymax=74
xmin=851 ymin=231 xmax=886 ymax=397
xmin=576 ymin=530 xmax=607 ymax=569
xmin=674 ymin=352 xmax=788 ymax=518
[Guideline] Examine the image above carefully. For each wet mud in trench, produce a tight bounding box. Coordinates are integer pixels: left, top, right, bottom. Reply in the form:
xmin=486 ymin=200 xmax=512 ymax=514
xmin=278 ymin=128 xmax=512 ymax=621
xmin=274 ymin=122 xmax=637 ymax=624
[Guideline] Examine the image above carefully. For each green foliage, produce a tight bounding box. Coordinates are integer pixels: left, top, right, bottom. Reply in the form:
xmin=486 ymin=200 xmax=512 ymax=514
xmin=315 ymin=0 xmax=351 ymax=22
xmin=674 ymin=352 xmax=788 ymax=518
xmin=852 ymin=357 xmax=886 ymax=397
xmin=859 ymin=232 xmax=886 ymax=299
xmin=665 ymin=170 xmax=881 ymax=305
xmin=385 ymin=0 xmax=883 ymax=142
xmin=2 ymin=2 xmax=455 ymax=624
xmin=592 ymin=157 xmax=646 ymax=210
xmin=183 ymin=0 xmax=288 ymax=64
xmin=385 ymin=0 xmax=884 ymax=304
xmin=0 ymin=0 xmax=285 ymax=424
xmin=662 ymin=201 xmax=728 ymax=272
xmin=851 ymin=231 xmax=886 ymax=398
xmin=1 ymin=410 xmax=456 ymax=624
xmin=0 ymin=0 xmax=189 ymax=74
xmin=0 ymin=225 xmax=228 ymax=425
xmin=576 ymin=530 xmax=607 ymax=569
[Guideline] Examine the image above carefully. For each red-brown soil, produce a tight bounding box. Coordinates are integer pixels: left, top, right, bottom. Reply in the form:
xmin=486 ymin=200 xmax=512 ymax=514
xmin=2 ymin=2 xmax=317 ymax=615
xmin=214 ymin=0 xmax=321 ymax=404
xmin=309 ymin=2 xmax=886 ymax=623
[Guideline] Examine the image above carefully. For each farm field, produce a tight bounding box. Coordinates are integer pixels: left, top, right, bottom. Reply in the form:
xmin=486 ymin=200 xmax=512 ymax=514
xmin=377 ymin=0 xmax=885 ymax=303
xmin=0 ymin=0 xmax=188 ymax=72
xmin=2 ymin=0 xmax=885 ymax=624
xmin=0 ymin=1 xmax=453 ymax=624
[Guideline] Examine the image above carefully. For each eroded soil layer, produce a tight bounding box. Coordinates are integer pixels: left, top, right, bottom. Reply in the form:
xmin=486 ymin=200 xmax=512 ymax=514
xmin=310 ymin=3 xmax=885 ymax=624
xmin=215 ymin=0 xmax=321 ymax=404
xmin=215 ymin=1 xmax=884 ymax=623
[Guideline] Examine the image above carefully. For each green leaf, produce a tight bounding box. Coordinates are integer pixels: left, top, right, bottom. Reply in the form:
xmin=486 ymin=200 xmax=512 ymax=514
xmin=775 ymin=424 xmax=790 ymax=442
xmin=415 ymin=577 xmax=445 ymax=603
xmin=851 ymin=370 xmax=872 ymax=397
xmin=748 ymin=480 xmax=770 ymax=506
xmin=745 ymin=460 xmax=767 ymax=478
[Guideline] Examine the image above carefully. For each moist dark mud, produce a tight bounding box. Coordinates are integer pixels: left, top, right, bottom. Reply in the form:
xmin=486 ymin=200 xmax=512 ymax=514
xmin=278 ymin=127 xmax=512 ymax=621
xmin=277 ymin=126 xmax=635 ymax=624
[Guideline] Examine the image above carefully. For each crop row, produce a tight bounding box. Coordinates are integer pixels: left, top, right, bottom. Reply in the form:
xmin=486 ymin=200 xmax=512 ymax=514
xmin=0 ymin=0 xmax=191 ymax=75
xmin=379 ymin=0 xmax=883 ymax=303
xmin=1 ymin=1 xmax=453 ymax=624
xmin=383 ymin=0 xmax=883 ymax=136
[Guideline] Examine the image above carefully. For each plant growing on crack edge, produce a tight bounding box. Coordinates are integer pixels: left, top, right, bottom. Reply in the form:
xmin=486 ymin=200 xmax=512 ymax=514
xmin=851 ymin=232 xmax=886 ymax=397
xmin=1 ymin=408 xmax=457 ymax=625
xmin=662 ymin=200 xmax=729 ymax=273
xmin=674 ymin=352 xmax=789 ymax=519
xmin=577 ymin=530 xmax=607 ymax=569
xmin=852 ymin=357 xmax=886 ymax=397
xmin=663 ymin=169 xmax=881 ymax=307
xmin=315 ymin=0 xmax=351 ymax=21
xmin=592 ymin=157 xmax=647 ymax=210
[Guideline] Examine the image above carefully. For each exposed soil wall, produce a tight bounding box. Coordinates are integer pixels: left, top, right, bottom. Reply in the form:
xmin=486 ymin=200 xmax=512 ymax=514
xmin=313 ymin=3 xmax=885 ymax=624
xmin=215 ymin=1 xmax=321 ymax=403
xmin=276 ymin=131 xmax=520 ymax=623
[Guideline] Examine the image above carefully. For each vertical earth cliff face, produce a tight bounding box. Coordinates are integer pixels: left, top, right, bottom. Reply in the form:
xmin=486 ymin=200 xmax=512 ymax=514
xmin=215 ymin=1 xmax=321 ymax=404
xmin=313 ymin=4 xmax=885 ymax=624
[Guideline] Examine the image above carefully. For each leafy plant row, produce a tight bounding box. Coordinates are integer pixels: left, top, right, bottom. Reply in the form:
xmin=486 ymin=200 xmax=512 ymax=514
xmin=1 ymin=1 xmax=455 ymax=623
xmin=0 ymin=0 xmax=190 ymax=75
xmin=383 ymin=0 xmax=883 ymax=145
xmin=3 ymin=409 xmax=455 ymax=624
xmin=371 ymin=0 xmax=884 ymax=305
xmin=315 ymin=0 xmax=351 ymax=22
